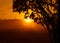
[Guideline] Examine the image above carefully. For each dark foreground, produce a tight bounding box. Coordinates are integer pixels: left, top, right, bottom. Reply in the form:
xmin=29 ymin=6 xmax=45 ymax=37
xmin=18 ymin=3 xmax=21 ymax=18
xmin=0 ymin=29 xmax=51 ymax=43
xmin=0 ymin=19 xmax=51 ymax=43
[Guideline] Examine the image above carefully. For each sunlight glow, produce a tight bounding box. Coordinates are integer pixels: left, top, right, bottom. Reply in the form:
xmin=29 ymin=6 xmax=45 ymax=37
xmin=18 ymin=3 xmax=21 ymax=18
xmin=24 ymin=17 xmax=32 ymax=22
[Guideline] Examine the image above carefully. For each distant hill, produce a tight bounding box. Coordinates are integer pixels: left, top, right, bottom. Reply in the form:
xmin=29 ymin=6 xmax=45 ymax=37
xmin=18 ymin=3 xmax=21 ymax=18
xmin=0 ymin=19 xmax=45 ymax=31
xmin=0 ymin=19 xmax=23 ymax=29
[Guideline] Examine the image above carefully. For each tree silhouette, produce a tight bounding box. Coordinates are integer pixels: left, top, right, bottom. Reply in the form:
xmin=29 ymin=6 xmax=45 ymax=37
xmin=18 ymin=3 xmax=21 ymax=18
xmin=13 ymin=0 xmax=58 ymax=43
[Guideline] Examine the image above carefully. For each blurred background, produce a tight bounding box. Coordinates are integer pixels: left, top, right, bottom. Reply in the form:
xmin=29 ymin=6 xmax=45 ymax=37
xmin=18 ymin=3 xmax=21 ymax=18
xmin=0 ymin=0 xmax=58 ymax=43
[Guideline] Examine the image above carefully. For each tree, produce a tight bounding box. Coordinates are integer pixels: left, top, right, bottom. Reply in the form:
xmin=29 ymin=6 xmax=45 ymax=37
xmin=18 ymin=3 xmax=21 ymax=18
xmin=13 ymin=0 xmax=58 ymax=43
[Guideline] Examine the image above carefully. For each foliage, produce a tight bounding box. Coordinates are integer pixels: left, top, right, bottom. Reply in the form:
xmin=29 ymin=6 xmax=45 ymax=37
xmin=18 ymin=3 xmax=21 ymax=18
xmin=13 ymin=0 xmax=58 ymax=43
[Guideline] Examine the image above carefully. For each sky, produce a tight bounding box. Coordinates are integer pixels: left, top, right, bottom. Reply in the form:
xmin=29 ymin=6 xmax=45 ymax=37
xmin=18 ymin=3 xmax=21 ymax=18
xmin=0 ymin=0 xmax=25 ymax=19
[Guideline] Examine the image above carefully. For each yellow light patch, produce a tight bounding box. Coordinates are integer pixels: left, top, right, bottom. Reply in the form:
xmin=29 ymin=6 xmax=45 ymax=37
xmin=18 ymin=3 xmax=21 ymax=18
xmin=24 ymin=17 xmax=32 ymax=22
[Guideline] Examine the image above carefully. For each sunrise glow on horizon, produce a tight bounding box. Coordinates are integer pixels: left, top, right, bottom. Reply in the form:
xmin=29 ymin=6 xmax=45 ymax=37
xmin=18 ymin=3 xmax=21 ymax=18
xmin=24 ymin=17 xmax=34 ymax=23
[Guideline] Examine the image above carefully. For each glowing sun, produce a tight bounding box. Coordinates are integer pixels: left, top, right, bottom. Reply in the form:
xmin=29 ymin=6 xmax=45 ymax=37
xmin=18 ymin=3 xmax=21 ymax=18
xmin=24 ymin=17 xmax=32 ymax=22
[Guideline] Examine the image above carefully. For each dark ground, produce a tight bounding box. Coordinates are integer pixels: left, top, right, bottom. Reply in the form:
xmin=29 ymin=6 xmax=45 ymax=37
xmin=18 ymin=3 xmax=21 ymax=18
xmin=0 ymin=19 xmax=51 ymax=43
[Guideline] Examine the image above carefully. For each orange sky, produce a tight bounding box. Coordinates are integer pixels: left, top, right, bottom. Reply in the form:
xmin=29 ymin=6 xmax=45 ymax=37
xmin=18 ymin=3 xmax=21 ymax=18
xmin=0 ymin=0 xmax=25 ymax=19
